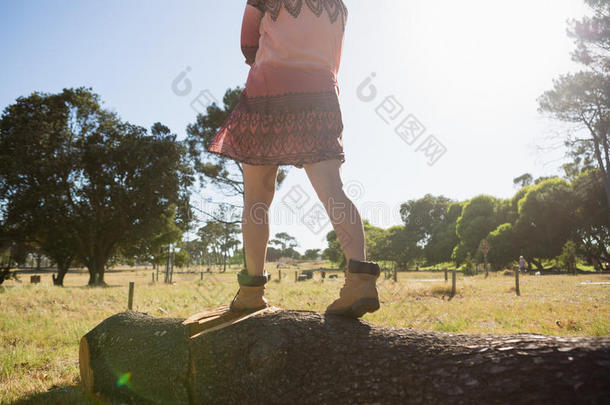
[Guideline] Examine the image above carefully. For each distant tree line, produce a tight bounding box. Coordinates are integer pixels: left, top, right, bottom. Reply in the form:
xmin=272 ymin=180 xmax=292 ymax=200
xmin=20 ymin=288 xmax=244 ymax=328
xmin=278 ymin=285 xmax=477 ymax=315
xmin=322 ymin=170 xmax=608 ymax=272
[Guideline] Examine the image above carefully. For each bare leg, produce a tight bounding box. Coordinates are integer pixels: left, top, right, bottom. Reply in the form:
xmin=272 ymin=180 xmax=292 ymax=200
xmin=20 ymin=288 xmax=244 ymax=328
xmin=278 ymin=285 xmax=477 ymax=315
xmin=303 ymin=158 xmax=366 ymax=264
xmin=242 ymin=163 xmax=279 ymax=276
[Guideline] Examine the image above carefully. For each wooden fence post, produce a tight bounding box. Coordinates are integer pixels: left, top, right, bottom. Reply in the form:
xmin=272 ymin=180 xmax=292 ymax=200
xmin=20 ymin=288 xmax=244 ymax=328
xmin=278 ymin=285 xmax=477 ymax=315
xmin=152 ymin=272 xmax=155 ymax=283
xmin=444 ymin=267 xmax=448 ymax=282
xmin=278 ymin=269 xmax=281 ymax=282
xmin=294 ymin=271 xmax=298 ymax=283
xmin=515 ymin=267 xmax=521 ymax=296
xmin=200 ymin=272 xmax=203 ymax=281
xmin=392 ymin=268 xmax=397 ymax=282
xmin=451 ymin=269 xmax=456 ymax=297
xmin=128 ymin=282 xmax=135 ymax=310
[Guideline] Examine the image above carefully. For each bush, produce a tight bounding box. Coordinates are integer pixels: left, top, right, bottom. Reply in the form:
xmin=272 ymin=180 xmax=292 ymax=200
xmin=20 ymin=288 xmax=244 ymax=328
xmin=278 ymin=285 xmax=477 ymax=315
xmin=462 ymin=253 xmax=477 ymax=276
xmin=557 ymin=240 xmax=578 ymax=274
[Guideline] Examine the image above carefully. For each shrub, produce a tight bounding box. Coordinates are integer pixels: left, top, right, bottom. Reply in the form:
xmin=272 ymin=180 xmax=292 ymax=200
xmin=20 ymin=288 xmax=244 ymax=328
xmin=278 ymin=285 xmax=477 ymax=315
xmin=462 ymin=252 xmax=477 ymax=276
xmin=557 ymin=240 xmax=578 ymax=274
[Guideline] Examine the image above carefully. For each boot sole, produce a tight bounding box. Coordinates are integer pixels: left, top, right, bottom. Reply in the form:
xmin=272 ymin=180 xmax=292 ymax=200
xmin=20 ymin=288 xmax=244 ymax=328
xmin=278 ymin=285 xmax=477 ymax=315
xmin=326 ymin=298 xmax=380 ymax=318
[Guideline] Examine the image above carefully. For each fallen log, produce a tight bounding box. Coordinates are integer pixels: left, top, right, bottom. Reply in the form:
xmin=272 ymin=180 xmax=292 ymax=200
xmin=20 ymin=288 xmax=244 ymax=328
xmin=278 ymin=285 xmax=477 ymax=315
xmin=80 ymin=310 xmax=610 ymax=404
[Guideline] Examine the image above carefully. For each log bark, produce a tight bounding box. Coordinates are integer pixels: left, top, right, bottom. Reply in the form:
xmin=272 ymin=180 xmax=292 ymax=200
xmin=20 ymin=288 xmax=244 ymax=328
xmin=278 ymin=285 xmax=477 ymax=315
xmin=80 ymin=310 xmax=610 ymax=405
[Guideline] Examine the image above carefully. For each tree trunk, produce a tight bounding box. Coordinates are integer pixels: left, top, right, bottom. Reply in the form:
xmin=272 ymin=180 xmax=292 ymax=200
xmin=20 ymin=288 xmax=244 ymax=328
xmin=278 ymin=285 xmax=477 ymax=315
xmin=52 ymin=272 xmax=65 ymax=286
xmin=165 ymin=246 xmax=171 ymax=284
xmin=52 ymin=259 xmax=70 ymax=286
xmin=87 ymin=256 xmax=107 ymax=286
xmin=590 ymin=128 xmax=610 ymax=205
xmin=80 ymin=311 xmax=610 ymax=405
xmin=603 ymin=172 xmax=610 ymax=213
xmin=87 ymin=268 xmax=95 ymax=285
xmin=222 ymin=248 xmax=227 ymax=273
xmin=0 ymin=266 xmax=11 ymax=285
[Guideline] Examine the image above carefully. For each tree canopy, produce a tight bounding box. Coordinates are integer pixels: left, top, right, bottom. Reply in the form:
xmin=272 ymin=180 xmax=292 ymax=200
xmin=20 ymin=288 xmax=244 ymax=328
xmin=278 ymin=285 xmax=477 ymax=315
xmin=0 ymin=88 xmax=191 ymax=285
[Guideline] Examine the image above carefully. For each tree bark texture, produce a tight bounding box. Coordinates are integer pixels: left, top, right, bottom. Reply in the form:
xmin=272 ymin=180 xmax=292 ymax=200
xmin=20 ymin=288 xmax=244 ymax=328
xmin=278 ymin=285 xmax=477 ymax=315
xmin=80 ymin=310 xmax=610 ymax=405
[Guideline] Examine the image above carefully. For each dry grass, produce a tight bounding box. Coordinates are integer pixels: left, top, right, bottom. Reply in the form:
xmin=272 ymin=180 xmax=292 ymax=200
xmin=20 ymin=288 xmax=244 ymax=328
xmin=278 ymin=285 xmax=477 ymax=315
xmin=1 ymin=264 xmax=608 ymax=404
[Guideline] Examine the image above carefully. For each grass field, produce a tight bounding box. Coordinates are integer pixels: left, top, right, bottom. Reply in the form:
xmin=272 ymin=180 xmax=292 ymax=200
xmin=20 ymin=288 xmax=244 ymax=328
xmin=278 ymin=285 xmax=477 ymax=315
xmin=1 ymin=262 xmax=609 ymax=404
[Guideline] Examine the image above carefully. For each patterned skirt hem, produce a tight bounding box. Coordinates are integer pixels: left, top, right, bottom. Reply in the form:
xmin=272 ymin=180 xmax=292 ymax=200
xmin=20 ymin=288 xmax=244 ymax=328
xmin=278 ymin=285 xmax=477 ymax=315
xmin=208 ymin=147 xmax=345 ymax=169
xmin=207 ymin=89 xmax=345 ymax=169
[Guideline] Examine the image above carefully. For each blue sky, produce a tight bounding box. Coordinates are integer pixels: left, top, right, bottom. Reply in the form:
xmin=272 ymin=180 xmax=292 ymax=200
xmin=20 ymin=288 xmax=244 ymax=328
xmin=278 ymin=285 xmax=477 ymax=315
xmin=0 ymin=0 xmax=590 ymax=254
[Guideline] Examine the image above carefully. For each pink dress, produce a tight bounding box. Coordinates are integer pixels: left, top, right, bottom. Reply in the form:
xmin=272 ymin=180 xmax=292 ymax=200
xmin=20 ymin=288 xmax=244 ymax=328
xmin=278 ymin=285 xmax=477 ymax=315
xmin=207 ymin=0 xmax=348 ymax=168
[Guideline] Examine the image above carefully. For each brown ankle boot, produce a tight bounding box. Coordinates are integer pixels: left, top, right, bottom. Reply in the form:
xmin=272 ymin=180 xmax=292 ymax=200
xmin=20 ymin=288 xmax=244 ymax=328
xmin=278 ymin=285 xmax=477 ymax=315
xmin=325 ymin=258 xmax=381 ymax=318
xmin=229 ymin=270 xmax=269 ymax=313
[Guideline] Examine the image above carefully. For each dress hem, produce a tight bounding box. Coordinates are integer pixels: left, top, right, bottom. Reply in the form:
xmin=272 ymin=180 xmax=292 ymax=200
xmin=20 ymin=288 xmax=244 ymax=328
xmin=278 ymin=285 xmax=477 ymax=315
xmin=207 ymin=148 xmax=345 ymax=169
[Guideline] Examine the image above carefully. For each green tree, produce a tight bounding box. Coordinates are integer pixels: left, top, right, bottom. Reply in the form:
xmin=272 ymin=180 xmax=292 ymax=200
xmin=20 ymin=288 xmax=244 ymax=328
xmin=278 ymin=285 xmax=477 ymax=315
xmin=364 ymin=221 xmax=390 ymax=264
xmin=197 ymin=204 xmax=241 ymax=272
xmin=183 ymin=239 xmax=206 ymax=266
xmin=514 ymin=178 xmax=576 ymax=270
xmin=568 ymin=0 xmax=610 ymax=73
xmin=462 ymin=252 xmax=476 ymax=276
xmin=513 ymin=173 xmax=533 ymax=188
xmin=229 ymin=246 xmax=245 ymax=265
xmin=538 ymin=0 xmax=610 ymax=203
xmin=0 ymin=230 xmax=29 ymax=284
xmin=452 ymin=195 xmax=500 ymax=265
xmin=172 ymin=247 xmax=190 ymax=269
xmin=269 ymin=232 xmax=301 ymax=259
xmin=322 ymin=220 xmax=383 ymax=269
xmin=0 ymin=90 xmax=83 ymax=285
xmin=384 ymin=225 xmax=417 ymax=269
xmin=509 ymin=186 xmax=532 ymax=222
xmin=483 ymin=186 xmax=533 ymax=270
xmin=424 ymin=202 xmax=463 ymax=265
xmin=123 ymin=204 xmax=183 ymax=271
xmin=266 ymin=247 xmax=282 ymax=262
xmin=322 ymin=229 xmax=344 ymax=267
xmin=0 ymin=88 xmax=190 ymax=285
xmin=400 ymin=194 xmax=454 ymax=250
xmin=557 ymin=240 xmax=579 ymax=274
xmin=302 ymin=249 xmax=321 ymax=260
xmin=571 ymin=169 xmax=609 ymax=269
xmin=487 ymin=223 xmax=517 ymax=270
xmin=269 ymin=232 xmax=299 ymax=251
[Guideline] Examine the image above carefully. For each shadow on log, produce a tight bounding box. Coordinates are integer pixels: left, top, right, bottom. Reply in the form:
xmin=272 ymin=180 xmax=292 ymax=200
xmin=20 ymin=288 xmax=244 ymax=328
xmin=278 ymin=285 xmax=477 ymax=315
xmin=79 ymin=310 xmax=610 ymax=405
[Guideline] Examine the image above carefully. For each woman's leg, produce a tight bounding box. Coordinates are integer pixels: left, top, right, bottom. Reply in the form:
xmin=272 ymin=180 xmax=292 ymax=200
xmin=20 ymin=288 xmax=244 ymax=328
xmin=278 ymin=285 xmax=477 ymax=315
xmin=303 ymin=158 xmax=379 ymax=317
xmin=302 ymin=158 xmax=366 ymax=264
xmin=242 ymin=163 xmax=279 ymax=276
